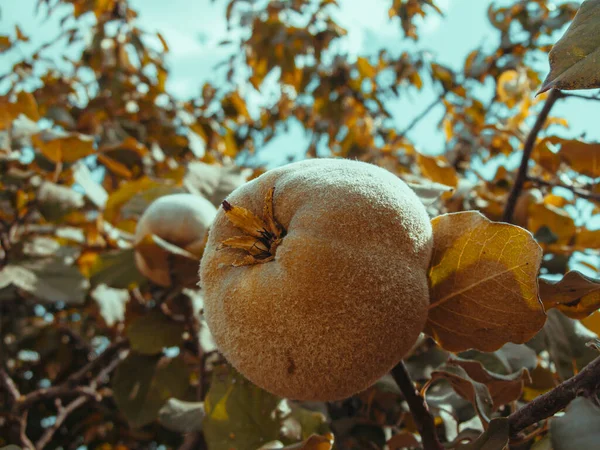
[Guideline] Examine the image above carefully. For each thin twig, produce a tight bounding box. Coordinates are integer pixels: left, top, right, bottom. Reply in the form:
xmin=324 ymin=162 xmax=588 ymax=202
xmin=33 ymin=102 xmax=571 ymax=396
xmin=502 ymin=89 xmax=563 ymax=223
xmin=528 ymin=177 xmax=600 ymax=203
xmin=508 ymin=355 xmax=600 ymax=436
xmin=14 ymin=339 xmax=128 ymax=412
xmin=0 ymin=368 xmax=35 ymax=450
xmin=0 ymin=367 xmax=21 ymax=402
xmin=65 ymin=337 xmax=128 ymax=386
xmin=30 ymin=342 xmax=127 ymax=449
xmin=560 ymin=92 xmax=600 ymax=101
xmin=391 ymin=361 xmax=444 ymax=450
xmin=35 ymin=396 xmax=89 ymax=450
xmin=395 ymin=93 xmax=446 ymax=141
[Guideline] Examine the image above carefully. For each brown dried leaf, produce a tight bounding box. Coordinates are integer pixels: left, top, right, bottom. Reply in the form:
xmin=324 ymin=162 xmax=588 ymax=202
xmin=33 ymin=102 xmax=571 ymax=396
xmin=219 ymin=235 xmax=270 ymax=256
xmin=540 ymin=0 xmax=600 ymax=93
xmin=429 ymin=363 xmax=494 ymax=427
xmin=417 ymin=153 xmax=458 ymax=198
xmin=446 ymin=358 xmax=531 ymax=410
xmin=539 ymin=271 xmax=600 ymax=320
xmin=263 ymin=187 xmax=284 ymax=238
xmin=104 ymin=176 xmax=163 ymax=223
xmin=426 ymin=211 xmax=546 ymax=353
xmin=455 ymin=417 xmax=509 ymax=450
xmin=222 ymin=200 xmax=269 ymax=239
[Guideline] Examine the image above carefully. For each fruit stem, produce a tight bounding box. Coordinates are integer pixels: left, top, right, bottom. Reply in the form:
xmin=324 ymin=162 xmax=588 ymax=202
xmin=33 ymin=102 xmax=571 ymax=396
xmin=391 ymin=361 xmax=444 ymax=450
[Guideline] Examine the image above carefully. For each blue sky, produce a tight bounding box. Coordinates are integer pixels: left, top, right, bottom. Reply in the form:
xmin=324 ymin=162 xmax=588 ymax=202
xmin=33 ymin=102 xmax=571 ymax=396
xmin=1 ymin=0 xmax=598 ymax=169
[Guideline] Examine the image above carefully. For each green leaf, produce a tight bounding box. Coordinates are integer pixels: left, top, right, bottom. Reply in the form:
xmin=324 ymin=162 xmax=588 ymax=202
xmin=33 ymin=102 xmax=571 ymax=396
xmin=158 ymin=398 xmax=205 ymax=433
xmin=443 ymin=358 xmax=531 ymax=411
xmin=127 ymin=310 xmax=185 ymax=355
xmin=527 ymin=309 xmax=599 ymax=380
xmin=540 ymin=0 xmax=600 ymax=93
xmin=550 ymin=396 xmax=600 ymax=449
xmin=539 ymin=271 xmax=600 ymax=320
xmin=112 ymin=352 xmax=190 ymax=428
xmin=36 ymin=181 xmax=85 ymax=222
xmin=459 ymin=343 xmax=537 ymax=376
xmin=455 ymin=417 xmax=509 ymax=449
xmin=203 ymin=364 xmax=283 ymax=450
xmin=89 ymin=248 xmax=146 ymax=289
xmin=280 ymin=402 xmax=330 ymax=443
xmin=183 ymin=161 xmax=250 ymax=207
xmin=0 ymin=257 xmax=88 ymax=304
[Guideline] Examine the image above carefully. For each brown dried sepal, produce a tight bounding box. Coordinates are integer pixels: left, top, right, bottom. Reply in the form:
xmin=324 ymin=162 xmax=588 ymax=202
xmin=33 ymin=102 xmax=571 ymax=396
xmin=219 ymin=187 xmax=286 ymax=266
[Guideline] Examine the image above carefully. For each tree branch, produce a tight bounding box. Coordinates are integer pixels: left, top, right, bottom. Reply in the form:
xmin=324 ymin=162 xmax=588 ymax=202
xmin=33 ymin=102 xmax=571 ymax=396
xmin=508 ymin=355 xmax=600 ymax=436
xmin=30 ymin=341 xmax=127 ymax=450
xmin=65 ymin=337 xmax=128 ymax=386
xmin=560 ymin=92 xmax=600 ymax=102
xmin=0 ymin=367 xmax=20 ymax=403
xmin=0 ymin=368 xmax=35 ymax=450
xmin=391 ymin=361 xmax=444 ymax=450
xmin=502 ymin=89 xmax=563 ymax=223
xmin=35 ymin=397 xmax=89 ymax=450
xmin=16 ymin=337 xmax=128 ymax=412
xmin=528 ymin=176 xmax=600 ymax=203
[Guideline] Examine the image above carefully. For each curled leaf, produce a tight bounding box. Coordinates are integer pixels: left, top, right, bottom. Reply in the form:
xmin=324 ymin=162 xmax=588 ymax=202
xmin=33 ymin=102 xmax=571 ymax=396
xmin=539 ymin=271 xmax=600 ymax=320
xmin=446 ymin=358 xmax=531 ymax=411
xmin=426 ymin=211 xmax=546 ymax=353
xmin=455 ymin=417 xmax=509 ymax=450
xmin=550 ymin=396 xmax=600 ymax=450
xmin=428 ymin=363 xmax=494 ymax=427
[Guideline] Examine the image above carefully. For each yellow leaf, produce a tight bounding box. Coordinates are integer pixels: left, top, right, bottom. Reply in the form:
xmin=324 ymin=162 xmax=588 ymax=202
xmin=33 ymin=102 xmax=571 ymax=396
xmin=157 ymin=68 xmax=167 ymax=92
xmin=356 ymin=57 xmax=376 ymax=78
xmin=31 ymin=133 xmax=94 ymax=164
xmin=0 ymin=35 xmax=11 ymax=52
xmin=532 ymin=138 xmax=561 ymax=174
xmin=157 ymin=32 xmax=169 ymax=52
xmin=229 ymin=91 xmax=250 ymax=120
xmin=222 ymin=130 xmax=238 ymax=157
xmin=558 ymin=139 xmax=600 ymax=178
xmin=582 ymin=311 xmax=600 ymax=335
xmin=14 ymin=91 xmax=39 ymax=121
xmin=577 ymin=228 xmax=600 ymax=249
xmin=528 ymin=202 xmax=576 ymax=245
xmin=97 ymin=153 xmax=133 ymax=179
xmin=539 ymin=271 xmax=600 ymax=319
xmin=15 ymin=25 xmax=29 ymax=42
xmin=104 ymin=177 xmax=162 ymax=223
xmin=426 ymin=211 xmax=546 ymax=352
xmin=417 ymin=153 xmax=458 ymax=198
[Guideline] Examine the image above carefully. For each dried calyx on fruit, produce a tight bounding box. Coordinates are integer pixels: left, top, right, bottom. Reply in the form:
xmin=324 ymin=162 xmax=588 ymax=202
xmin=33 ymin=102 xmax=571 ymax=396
xmin=200 ymin=158 xmax=434 ymax=401
xmin=218 ymin=187 xmax=286 ymax=266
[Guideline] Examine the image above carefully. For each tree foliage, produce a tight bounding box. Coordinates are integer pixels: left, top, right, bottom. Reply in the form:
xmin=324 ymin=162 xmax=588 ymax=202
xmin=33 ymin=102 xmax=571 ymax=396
xmin=1 ymin=0 xmax=600 ymax=449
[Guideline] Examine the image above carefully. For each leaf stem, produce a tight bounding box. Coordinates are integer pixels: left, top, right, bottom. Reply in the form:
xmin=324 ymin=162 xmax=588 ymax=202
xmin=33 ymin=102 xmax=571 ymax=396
xmin=502 ymin=89 xmax=563 ymax=223
xmin=391 ymin=361 xmax=444 ymax=450
xmin=508 ymin=355 xmax=600 ymax=436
